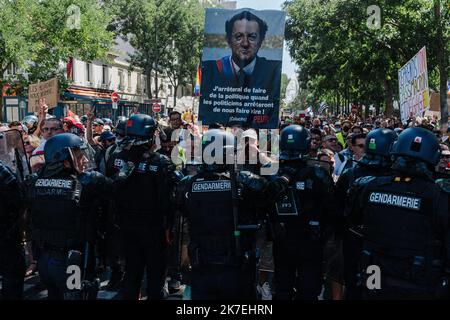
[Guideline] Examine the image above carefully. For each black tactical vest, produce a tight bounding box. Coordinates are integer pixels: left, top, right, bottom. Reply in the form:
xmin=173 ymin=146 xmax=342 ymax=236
xmin=31 ymin=174 xmax=84 ymax=250
xmin=186 ymin=172 xmax=237 ymax=266
xmin=361 ymin=176 xmax=445 ymax=285
xmin=114 ymin=150 xmax=168 ymax=225
xmin=274 ymin=164 xmax=329 ymax=237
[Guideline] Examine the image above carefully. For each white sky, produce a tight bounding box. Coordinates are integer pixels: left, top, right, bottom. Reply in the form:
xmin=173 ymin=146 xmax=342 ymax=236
xmin=237 ymin=0 xmax=297 ymax=79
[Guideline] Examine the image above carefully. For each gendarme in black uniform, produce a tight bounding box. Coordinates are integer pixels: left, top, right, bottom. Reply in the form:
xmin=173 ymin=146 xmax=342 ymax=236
xmin=336 ymin=129 xmax=398 ymax=299
xmin=267 ymin=125 xmax=335 ymax=300
xmin=111 ymin=114 xmax=175 ymax=300
xmin=0 ymin=161 xmax=25 ymax=300
xmin=177 ymin=129 xmax=267 ymax=299
xmin=347 ymin=127 xmax=450 ymax=299
xmin=29 ymin=133 xmax=112 ymax=300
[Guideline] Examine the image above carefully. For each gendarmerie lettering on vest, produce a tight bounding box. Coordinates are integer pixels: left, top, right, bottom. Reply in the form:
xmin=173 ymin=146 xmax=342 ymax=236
xmin=368 ymin=192 xmax=421 ymax=210
xmin=36 ymin=188 xmax=70 ymax=197
xmin=35 ymin=179 xmax=73 ymax=189
xmin=192 ymin=180 xmax=232 ymax=192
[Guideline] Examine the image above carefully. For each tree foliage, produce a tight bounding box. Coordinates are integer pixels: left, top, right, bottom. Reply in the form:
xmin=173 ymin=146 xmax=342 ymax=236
xmin=285 ymin=0 xmax=449 ymax=116
xmin=108 ymin=0 xmax=204 ymax=100
xmin=0 ymin=0 xmax=114 ymax=120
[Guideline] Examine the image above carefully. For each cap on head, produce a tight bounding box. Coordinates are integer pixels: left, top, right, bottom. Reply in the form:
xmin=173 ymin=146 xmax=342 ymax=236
xmin=93 ymin=118 xmax=104 ymax=126
xmin=241 ymin=129 xmax=258 ymax=141
xmin=99 ymin=131 xmax=116 ymax=142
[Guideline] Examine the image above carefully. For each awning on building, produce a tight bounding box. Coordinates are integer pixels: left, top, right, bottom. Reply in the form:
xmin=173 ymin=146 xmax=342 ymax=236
xmin=64 ymin=85 xmax=113 ymax=103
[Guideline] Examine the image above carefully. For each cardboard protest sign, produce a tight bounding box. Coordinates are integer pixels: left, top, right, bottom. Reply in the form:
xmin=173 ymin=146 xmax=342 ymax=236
xmin=28 ymin=77 xmax=59 ymax=113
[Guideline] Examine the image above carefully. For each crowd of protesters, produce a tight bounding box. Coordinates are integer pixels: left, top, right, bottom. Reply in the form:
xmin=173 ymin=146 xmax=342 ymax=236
xmin=1 ymin=97 xmax=449 ymax=300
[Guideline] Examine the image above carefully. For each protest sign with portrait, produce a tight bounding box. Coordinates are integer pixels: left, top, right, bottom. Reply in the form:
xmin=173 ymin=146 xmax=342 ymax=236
xmin=199 ymin=8 xmax=285 ymax=129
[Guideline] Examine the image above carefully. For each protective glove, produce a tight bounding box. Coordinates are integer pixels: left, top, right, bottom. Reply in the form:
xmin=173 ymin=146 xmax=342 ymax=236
xmin=79 ymin=171 xmax=106 ymax=186
xmin=117 ymin=161 xmax=135 ymax=181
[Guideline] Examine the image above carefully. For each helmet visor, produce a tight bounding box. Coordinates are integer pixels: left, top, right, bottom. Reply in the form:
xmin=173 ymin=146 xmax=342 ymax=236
xmin=68 ymin=144 xmax=96 ymax=173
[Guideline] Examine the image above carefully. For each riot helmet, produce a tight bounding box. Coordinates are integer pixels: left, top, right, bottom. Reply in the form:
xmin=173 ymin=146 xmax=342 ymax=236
xmin=201 ymin=129 xmax=236 ymax=171
xmin=115 ymin=118 xmax=127 ymax=137
xmin=392 ymin=127 xmax=440 ymax=166
xmin=365 ymin=128 xmax=398 ymax=157
xmin=279 ymin=125 xmax=311 ymax=160
xmin=22 ymin=115 xmax=39 ymax=134
xmin=126 ymin=114 xmax=157 ymax=139
xmin=44 ymin=133 xmax=94 ymax=173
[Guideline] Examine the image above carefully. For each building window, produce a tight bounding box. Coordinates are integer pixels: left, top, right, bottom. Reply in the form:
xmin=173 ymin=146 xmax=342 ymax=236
xmin=137 ymin=73 xmax=142 ymax=93
xmin=142 ymin=76 xmax=147 ymax=94
xmin=5 ymin=63 xmax=16 ymax=76
xmin=128 ymin=71 xmax=132 ymax=92
xmin=118 ymin=69 xmax=124 ymax=91
xmin=102 ymin=65 xmax=108 ymax=86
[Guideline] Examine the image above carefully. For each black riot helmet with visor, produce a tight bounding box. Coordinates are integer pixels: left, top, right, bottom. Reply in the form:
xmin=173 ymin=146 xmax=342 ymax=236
xmin=279 ymin=125 xmax=311 ymax=160
xmin=115 ymin=118 xmax=128 ymax=137
xmin=125 ymin=114 xmax=157 ymax=146
xmin=365 ymin=128 xmax=398 ymax=157
xmin=392 ymin=127 xmax=440 ymax=166
xmin=44 ymin=133 xmax=94 ymax=174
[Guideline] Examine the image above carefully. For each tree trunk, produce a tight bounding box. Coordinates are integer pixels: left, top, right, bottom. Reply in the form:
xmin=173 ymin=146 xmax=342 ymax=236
xmin=375 ymin=102 xmax=381 ymax=116
xmin=0 ymin=63 xmax=7 ymax=122
xmin=384 ymin=80 xmax=394 ymax=117
xmin=346 ymin=82 xmax=350 ymax=114
xmin=173 ymin=84 xmax=179 ymax=107
xmin=146 ymin=69 xmax=152 ymax=99
xmin=435 ymin=0 xmax=448 ymax=127
xmin=364 ymin=103 xmax=370 ymax=119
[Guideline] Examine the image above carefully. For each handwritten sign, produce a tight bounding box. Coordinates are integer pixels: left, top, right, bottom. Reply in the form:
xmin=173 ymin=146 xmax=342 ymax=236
xmin=398 ymin=47 xmax=430 ymax=123
xmin=28 ymin=77 xmax=59 ymax=113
